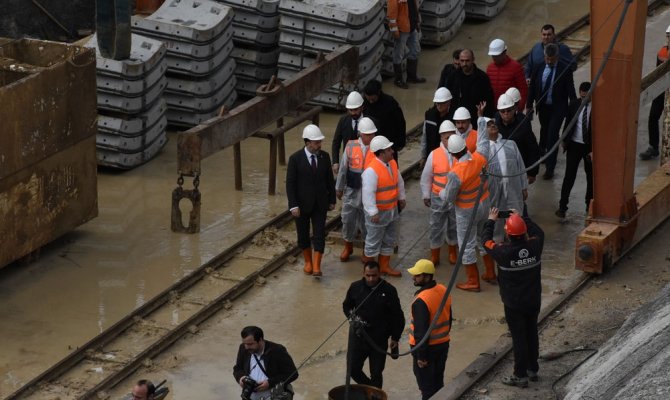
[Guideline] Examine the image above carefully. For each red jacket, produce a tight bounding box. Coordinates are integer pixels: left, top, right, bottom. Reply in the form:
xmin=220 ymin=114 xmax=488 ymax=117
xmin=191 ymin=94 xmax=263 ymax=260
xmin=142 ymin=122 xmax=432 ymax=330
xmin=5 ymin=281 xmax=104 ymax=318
xmin=486 ymin=55 xmax=528 ymax=110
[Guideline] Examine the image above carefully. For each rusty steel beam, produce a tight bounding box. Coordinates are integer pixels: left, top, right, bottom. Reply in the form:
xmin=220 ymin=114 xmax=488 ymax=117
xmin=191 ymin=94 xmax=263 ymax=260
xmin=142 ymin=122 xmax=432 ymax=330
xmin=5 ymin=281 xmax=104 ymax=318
xmin=575 ymin=0 xmax=649 ymax=273
xmin=176 ymin=46 xmax=359 ymax=176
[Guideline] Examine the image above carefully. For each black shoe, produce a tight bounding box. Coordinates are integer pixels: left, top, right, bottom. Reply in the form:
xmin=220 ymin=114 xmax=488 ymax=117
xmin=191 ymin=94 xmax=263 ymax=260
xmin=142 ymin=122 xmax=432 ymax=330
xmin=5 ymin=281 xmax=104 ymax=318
xmin=555 ymin=208 xmax=566 ymax=219
xmin=527 ymin=370 xmax=539 ymax=382
xmin=394 ymin=78 xmax=409 ymax=89
xmin=501 ymin=375 xmax=529 ymax=388
xmin=639 ymin=147 xmax=659 ymax=160
xmin=543 ymin=171 xmax=554 ymax=180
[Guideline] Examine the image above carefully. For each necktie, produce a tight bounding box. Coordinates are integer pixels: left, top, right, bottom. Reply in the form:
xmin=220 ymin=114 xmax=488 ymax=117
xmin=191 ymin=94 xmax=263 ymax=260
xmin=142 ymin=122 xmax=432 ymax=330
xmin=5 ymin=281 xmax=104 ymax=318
xmin=354 ymin=118 xmax=359 ymax=137
xmin=545 ymin=65 xmax=555 ymax=104
xmin=581 ymin=103 xmax=589 ymax=143
xmin=310 ymin=154 xmax=317 ymax=173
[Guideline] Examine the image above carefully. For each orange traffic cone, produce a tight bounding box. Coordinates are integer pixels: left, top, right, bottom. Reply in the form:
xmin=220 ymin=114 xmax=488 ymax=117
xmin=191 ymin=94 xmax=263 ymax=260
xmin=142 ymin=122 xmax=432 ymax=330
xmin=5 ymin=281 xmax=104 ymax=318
xmin=302 ymin=248 xmax=313 ymax=275
xmin=379 ymin=255 xmax=401 ymax=277
xmin=481 ymin=254 xmax=497 ymax=283
xmin=448 ymin=245 xmax=458 ymax=264
xmin=456 ymin=264 xmax=481 ymax=292
xmin=312 ymin=251 xmax=323 ymax=277
xmin=340 ymin=241 xmax=353 ymax=262
xmin=430 ymin=248 xmax=441 ymax=267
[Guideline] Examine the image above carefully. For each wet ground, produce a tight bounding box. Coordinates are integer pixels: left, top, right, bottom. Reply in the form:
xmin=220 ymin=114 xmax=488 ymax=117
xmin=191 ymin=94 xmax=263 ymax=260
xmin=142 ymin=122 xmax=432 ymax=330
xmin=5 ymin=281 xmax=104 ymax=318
xmin=1 ymin=0 xmax=668 ymax=398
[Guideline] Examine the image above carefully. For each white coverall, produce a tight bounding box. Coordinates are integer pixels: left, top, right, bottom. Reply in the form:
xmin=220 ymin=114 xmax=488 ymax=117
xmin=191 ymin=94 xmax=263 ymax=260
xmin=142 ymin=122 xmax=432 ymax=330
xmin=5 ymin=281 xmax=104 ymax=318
xmin=420 ymin=143 xmax=458 ymax=249
xmin=361 ymin=158 xmax=406 ymax=257
xmin=439 ymin=123 xmax=490 ymax=265
xmin=335 ymin=138 xmax=369 ymax=242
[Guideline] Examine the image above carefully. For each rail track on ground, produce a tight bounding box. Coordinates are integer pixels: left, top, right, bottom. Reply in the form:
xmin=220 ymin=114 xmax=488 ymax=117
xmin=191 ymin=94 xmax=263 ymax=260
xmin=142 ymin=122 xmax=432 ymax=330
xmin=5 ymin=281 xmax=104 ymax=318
xmin=8 ymin=2 xmax=669 ymax=398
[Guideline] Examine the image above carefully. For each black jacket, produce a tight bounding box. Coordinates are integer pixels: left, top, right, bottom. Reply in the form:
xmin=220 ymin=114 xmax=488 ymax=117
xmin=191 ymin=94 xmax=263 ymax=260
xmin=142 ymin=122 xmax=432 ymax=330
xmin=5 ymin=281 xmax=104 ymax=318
xmin=527 ymin=61 xmax=576 ymax=113
xmin=563 ymin=99 xmax=592 ymax=152
xmin=495 ymin=111 xmax=541 ymax=178
xmin=343 ymin=278 xmax=405 ymax=342
xmin=410 ymin=280 xmax=452 ymax=360
xmin=422 ymin=106 xmax=453 ymax=159
xmin=364 ymin=92 xmax=406 ymax=152
xmin=332 ymin=115 xmax=361 ymax=165
xmin=482 ymin=217 xmax=544 ymax=311
xmin=286 ymin=148 xmax=336 ymax=213
xmin=437 ymin=64 xmax=457 ymax=90
xmin=445 ymin=66 xmax=495 ymax=124
xmin=233 ymin=340 xmax=298 ymax=389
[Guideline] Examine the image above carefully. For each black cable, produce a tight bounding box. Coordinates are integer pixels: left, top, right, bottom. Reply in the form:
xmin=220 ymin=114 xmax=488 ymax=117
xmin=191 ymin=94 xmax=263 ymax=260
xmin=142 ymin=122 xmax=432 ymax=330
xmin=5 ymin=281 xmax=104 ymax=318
xmin=549 ymin=348 xmax=598 ymax=400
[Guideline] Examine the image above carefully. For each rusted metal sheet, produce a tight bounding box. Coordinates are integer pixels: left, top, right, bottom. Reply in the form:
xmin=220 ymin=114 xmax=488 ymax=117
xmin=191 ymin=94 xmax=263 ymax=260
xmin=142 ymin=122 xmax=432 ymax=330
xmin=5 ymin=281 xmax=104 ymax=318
xmin=0 ymin=38 xmax=98 ymax=269
xmin=176 ymin=46 xmax=358 ymax=176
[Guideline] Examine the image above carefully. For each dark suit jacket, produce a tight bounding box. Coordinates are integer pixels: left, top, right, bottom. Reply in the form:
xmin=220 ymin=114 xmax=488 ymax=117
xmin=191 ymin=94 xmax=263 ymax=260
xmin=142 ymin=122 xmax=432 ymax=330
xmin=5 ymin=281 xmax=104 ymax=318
xmin=332 ymin=115 xmax=360 ymax=164
xmin=563 ymin=99 xmax=592 ymax=152
xmin=286 ymin=148 xmax=336 ymax=214
xmin=233 ymin=340 xmax=298 ymax=389
xmin=363 ymin=93 xmax=406 ymax=152
xmin=527 ymin=61 xmax=576 ymax=113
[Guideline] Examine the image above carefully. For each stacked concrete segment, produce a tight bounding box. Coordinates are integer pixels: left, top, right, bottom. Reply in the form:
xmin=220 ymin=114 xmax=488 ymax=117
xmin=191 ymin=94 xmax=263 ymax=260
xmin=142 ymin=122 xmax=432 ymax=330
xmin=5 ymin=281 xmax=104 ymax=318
xmin=217 ymin=0 xmax=281 ymax=97
xmin=132 ymin=0 xmax=238 ymax=127
xmin=84 ymin=34 xmax=169 ymax=169
xmin=420 ymin=0 xmax=465 ymax=46
xmin=277 ymin=0 xmax=385 ymax=108
xmin=464 ymin=0 xmax=507 ymax=20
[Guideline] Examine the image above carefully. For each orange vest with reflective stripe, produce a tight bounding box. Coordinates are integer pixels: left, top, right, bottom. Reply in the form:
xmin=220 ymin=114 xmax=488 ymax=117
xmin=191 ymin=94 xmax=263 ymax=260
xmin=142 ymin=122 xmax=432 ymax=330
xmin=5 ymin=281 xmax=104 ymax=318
xmin=463 ymin=130 xmax=477 ymax=153
xmin=409 ymin=284 xmax=452 ymax=346
xmin=370 ymin=158 xmax=399 ymax=210
xmin=346 ymin=140 xmax=374 ymax=174
xmin=431 ymin=147 xmax=454 ymax=194
xmin=452 ymin=152 xmax=489 ymax=208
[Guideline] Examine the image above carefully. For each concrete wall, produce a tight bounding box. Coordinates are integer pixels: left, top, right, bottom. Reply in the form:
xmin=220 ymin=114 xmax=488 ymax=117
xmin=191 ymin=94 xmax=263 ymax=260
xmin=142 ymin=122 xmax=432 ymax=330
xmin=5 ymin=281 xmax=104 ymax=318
xmin=0 ymin=0 xmax=94 ymax=42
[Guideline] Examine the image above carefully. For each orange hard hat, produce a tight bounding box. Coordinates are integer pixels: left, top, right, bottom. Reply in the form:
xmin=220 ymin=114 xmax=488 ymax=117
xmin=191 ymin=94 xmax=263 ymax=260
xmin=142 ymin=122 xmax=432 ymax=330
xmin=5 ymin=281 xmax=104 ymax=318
xmin=505 ymin=214 xmax=527 ymax=236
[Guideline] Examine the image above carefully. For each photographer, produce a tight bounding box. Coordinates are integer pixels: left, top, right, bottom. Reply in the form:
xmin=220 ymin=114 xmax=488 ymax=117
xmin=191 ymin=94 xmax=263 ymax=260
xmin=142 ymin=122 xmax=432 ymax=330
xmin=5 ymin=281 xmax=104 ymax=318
xmin=233 ymin=326 xmax=298 ymax=400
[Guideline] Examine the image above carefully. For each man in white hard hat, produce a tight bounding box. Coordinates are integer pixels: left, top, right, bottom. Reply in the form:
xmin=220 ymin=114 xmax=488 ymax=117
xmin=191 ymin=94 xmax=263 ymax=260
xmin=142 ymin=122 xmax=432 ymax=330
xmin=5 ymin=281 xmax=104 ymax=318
xmin=361 ymin=136 xmax=406 ymax=277
xmin=286 ymin=124 xmax=336 ymax=277
xmin=452 ymin=107 xmax=478 ymax=153
xmin=443 ymin=49 xmax=495 ymax=124
xmin=505 ymin=87 xmax=523 ymax=112
xmin=486 ymin=39 xmax=528 ymax=111
xmin=336 ymin=117 xmax=377 ymax=262
xmin=525 ymin=24 xmax=576 ymax=84
xmin=420 ymin=120 xmax=459 ymax=267
xmin=332 ymin=91 xmax=366 ymax=175
xmin=421 ymin=87 xmax=454 ymax=167
xmin=495 ymin=94 xmax=540 ymax=184
xmin=406 ymin=259 xmax=452 ymax=399
xmin=639 ymin=24 xmax=670 ymax=160
xmin=439 ymin=123 xmax=490 ymax=292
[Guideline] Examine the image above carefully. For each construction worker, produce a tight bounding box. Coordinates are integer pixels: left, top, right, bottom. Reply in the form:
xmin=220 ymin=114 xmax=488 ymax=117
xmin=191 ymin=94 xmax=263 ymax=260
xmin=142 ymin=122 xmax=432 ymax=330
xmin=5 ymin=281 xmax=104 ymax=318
xmin=332 ymin=91 xmax=366 ymax=175
xmin=478 ymin=97 xmax=528 ymax=243
xmin=420 ymin=120 xmax=459 ymax=266
xmin=639 ymin=24 xmax=669 ymax=160
xmin=495 ymin=93 xmax=540 ymax=184
xmin=452 ymin=107 xmax=478 ymax=153
xmin=406 ymin=259 xmax=452 ymax=399
xmin=286 ymin=125 xmax=336 ymax=277
xmin=482 ymin=209 xmax=544 ymax=388
xmin=387 ymin=0 xmax=425 ymax=89
xmin=439 ymin=129 xmax=492 ymax=292
xmin=336 ymin=117 xmax=377 ymax=262
xmin=420 ymin=87 xmax=454 ymax=167
xmin=361 ymin=136 xmax=406 ymax=277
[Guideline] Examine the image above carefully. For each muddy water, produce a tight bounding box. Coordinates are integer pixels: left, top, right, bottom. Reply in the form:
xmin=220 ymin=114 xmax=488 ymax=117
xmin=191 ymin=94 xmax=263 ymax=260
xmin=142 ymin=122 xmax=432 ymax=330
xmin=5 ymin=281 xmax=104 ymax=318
xmin=1 ymin=0 xmax=666 ymax=397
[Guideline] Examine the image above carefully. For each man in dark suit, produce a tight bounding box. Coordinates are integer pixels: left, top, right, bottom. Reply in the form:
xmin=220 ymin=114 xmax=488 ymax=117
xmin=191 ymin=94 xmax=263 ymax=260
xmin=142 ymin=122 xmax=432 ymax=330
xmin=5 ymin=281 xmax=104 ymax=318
xmin=332 ymin=91 xmax=366 ymax=174
xmin=362 ymin=80 xmax=406 ymax=162
xmin=527 ymin=43 xmax=576 ymax=179
xmin=556 ymin=82 xmax=593 ymax=218
xmin=286 ymin=124 xmax=336 ymax=277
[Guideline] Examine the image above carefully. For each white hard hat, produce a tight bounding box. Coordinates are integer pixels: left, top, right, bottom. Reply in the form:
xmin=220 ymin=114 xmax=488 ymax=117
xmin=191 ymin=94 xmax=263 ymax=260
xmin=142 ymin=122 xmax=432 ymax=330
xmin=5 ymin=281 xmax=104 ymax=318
xmin=505 ymin=87 xmax=521 ymax=103
xmin=666 ymin=24 xmax=670 ymax=33
xmin=484 ymin=117 xmax=494 ymax=125
xmin=345 ymin=91 xmax=364 ymax=109
xmin=453 ymin=107 xmax=471 ymax=121
xmin=438 ymin=120 xmax=457 ymax=134
xmin=447 ymin=134 xmax=466 ymax=153
xmin=497 ymin=93 xmax=515 ymax=110
xmin=370 ymin=136 xmax=393 ymax=153
xmin=488 ymin=38 xmax=507 ymax=56
xmin=358 ymin=117 xmax=377 ymax=134
xmin=433 ymin=87 xmax=453 ymax=103
xmin=302 ymin=124 xmax=325 ymax=141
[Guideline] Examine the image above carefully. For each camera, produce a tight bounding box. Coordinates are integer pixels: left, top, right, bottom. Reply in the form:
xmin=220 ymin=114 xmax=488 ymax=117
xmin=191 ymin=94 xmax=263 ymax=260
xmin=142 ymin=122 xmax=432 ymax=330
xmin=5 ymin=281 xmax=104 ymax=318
xmin=241 ymin=377 xmax=258 ymax=400
xmin=498 ymin=209 xmax=512 ymax=218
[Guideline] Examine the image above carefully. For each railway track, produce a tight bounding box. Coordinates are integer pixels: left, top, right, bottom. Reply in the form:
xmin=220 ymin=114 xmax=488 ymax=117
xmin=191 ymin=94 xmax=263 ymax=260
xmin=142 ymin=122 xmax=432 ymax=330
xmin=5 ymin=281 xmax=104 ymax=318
xmin=8 ymin=2 xmax=669 ymax=398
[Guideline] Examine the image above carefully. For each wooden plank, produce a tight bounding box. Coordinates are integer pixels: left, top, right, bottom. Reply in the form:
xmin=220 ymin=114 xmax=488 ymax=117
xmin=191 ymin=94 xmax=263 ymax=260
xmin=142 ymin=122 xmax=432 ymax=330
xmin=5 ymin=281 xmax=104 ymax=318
xmin=640 ymin=59 xmax=670 ymax=104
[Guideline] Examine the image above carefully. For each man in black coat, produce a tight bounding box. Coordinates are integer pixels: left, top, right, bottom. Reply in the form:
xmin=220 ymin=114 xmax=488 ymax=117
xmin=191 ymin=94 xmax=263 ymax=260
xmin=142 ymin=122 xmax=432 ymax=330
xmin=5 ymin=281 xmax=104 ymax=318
xmin=527 ymin=43 xmax=576 ymax=179
xmin=556 ymin=81 xmax=593 ymax=218
xmin=495 ymin=95 xmax=541 ymax=183
xmin=437 ymin=48 xmax=462 ymax=89
xmin=444 ymin=49 xmax=495 ymax=125
xmin=342 ymin=261 xmax=405 ymax=388
xmin=363 ymin=80 xmax=406 ymax=162
xmin=233 ymin=326 xmax=298 ymax=399
xmin=420 ymin=87 xmax=454 ymax=167
xmin=332 ymin=91 xmax=366 ymax=174
xmin=483 ymin=208 xmax=544 ymax=388
xmin=286 ymin=124 xmax=336 ymax=277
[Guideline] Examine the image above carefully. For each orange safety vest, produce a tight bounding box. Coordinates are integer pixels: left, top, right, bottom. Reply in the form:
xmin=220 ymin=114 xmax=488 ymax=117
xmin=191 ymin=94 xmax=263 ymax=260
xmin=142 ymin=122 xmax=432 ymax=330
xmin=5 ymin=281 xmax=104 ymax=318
xmin=452 ymin=152 xmax=489 ymax=208
xmin=657 ymin=46 xmax=669 ymax=65
xmin=345 ymin=140 xmax=374 ymax=174
xmin=409 ymin=284 xmax=452 ymax=346
xmin=369 ymin=158 xmax=399 ymax=210
xmin=386 ymin=0 xmax=410 ymax=34
xmin=431 ymin=147 xmax=454 ymax=194
xmin=463 ymin=130 xmax=477 ymax=153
